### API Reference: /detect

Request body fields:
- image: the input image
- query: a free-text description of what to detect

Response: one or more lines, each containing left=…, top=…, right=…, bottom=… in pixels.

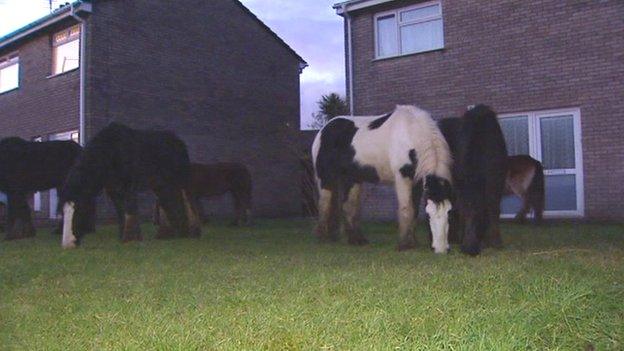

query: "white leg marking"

left=62, top=202, right=77, bottom=249
left=427, top=199, right=452, bottom=254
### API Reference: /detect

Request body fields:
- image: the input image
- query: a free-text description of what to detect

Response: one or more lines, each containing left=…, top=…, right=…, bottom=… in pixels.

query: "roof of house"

left=333, top=0, right=396, bottom=15
left=0, top=0, right=92, bottom=51
left=0, top=0, right=307, bottom=69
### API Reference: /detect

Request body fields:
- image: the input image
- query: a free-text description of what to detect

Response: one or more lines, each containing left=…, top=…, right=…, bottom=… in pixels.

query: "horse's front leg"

left=182, top=191, right=202, bottom=238
left=155, top=187, right=190, bottom=238
left=314, top=187, right=339, bottom=243
left=395, top=176, right=417, bottom=251
left=343, top=183, right=367, bottom=246
left=121, top=192, right=142, bottom=242
left=485, top=206, right=504, bottom=249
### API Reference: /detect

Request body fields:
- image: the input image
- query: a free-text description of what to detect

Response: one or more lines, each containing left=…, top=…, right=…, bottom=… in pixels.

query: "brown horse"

left=155, top=162, right=253, bottom=226
left=504, top=155, right=545, bottom=224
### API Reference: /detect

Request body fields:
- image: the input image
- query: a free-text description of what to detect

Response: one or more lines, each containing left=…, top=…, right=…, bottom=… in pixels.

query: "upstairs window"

left=52, top=25, right=80, bottom=75
left=375, top=1, right=444, bottom=59
left=0, top=53, right=19, bottom=93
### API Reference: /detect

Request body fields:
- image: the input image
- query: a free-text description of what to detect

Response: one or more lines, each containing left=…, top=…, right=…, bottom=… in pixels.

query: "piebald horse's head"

left=424, top=175, right=453, bottom=254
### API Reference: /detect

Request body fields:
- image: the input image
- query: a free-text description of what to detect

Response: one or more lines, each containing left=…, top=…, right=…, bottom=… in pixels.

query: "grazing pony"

left=504, top=155, right=545, bottom=224
left=436, top=105, right=508, bottom=256
left=59, top=123, right=201, bottom=248
left=154, top=162, right=253, bottom=226
left=0, top=137, right=81, bottom=240
left=312, top=105, right=453, bottom=253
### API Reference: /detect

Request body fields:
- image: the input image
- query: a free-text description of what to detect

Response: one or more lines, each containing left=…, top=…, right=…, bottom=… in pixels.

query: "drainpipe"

left=70, top=3, right=87, bottom=146
left=342, top=4, right=354, bottom=115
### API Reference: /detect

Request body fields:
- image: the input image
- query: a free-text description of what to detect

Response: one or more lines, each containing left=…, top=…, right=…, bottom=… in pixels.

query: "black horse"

left=436, top=105, right=508, bottom=256
left=59, top=123, right=201, bottom=248
left=0, top=137, right=82, bottom=240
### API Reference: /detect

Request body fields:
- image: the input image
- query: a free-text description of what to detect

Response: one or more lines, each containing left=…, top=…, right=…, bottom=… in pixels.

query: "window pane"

left=377, top=15, right=398, bottom=57
left=500, top=195, right=523, bottom=215
left=0, top=63, right=19, bottom=92
left=54, top=39, right=80, bottom=74
left=540, top=115, right=575, bottom=169
left=401, top=4, right=440, bottom=22
left=500, top=116, right=529, bottom=156
left=545, top=175, right=577, bottom=211
left=400, top=19, right=443, bottom=54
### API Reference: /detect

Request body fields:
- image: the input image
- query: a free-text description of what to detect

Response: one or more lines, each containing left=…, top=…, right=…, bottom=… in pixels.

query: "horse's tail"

left=527, top=159, right=545, bottom=223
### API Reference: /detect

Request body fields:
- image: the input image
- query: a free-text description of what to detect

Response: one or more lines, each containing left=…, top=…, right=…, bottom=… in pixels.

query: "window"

left=52, top=25, right=80, bottom=75
left=375, top=1, right=444, bottom=59
left=48, top=130, right=78, bottom=218
left=499, top=108, right=584, bottom=217
left=0, top=53, right=19, bottom=93
left=32, top=136, right=43, bottom=212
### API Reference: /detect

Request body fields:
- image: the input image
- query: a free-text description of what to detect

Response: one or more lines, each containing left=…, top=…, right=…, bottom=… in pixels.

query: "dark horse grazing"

left=0, top=137, right=81, bottom=240
left=59, top=123, right=201, bottom=248
left=436, top=105, right=508, bottom=256
left=312, top=105, right=453, bottom=253
left=155, top=162, right=253, bottom=226
left=504, top=155, right=545, bottom=224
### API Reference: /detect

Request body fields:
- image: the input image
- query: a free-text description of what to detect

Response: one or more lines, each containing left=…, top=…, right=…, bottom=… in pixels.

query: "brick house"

left=0, top=0, right=307, bottom=221
left=333, top=0, right=623, bottom=220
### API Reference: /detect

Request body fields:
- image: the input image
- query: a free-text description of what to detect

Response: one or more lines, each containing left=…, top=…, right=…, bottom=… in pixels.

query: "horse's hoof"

left=62, top=241, right=77, bottom=249
left=396, top=242, right=417, bottom=251
left=461, top=244, right=481, bottom=256
left=348, top=236, right=369, bottom=246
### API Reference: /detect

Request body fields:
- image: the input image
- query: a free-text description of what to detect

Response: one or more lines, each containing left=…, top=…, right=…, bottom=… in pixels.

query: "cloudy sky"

left=0, top=0, right=346, bottom=129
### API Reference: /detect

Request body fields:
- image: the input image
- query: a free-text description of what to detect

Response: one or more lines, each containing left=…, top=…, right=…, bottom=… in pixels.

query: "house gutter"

left=341, top=4, right=354, bottom=115
left=70, top=2, right=91, bottom=146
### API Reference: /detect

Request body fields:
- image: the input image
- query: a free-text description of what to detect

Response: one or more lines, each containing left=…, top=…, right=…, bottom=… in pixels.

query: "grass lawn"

left=0, top=220, right=623, bottom=350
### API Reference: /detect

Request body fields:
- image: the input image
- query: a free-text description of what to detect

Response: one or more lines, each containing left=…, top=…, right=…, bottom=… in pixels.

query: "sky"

left=0, top=0, right=346, bottom=129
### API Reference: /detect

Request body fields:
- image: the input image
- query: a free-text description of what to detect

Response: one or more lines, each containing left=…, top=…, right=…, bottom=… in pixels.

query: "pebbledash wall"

left=337, top=0, right=624, bottom=221
left=0, top=0, right=306, bottom=221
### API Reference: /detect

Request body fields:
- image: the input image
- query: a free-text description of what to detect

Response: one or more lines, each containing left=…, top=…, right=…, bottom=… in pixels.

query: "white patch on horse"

left=62, top=202, right=77, bottom=249
left=426, top=199, right=451, bottom=254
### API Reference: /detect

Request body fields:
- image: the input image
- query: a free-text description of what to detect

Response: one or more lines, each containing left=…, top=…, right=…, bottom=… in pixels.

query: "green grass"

left=0, top=220, right=623, bottom=350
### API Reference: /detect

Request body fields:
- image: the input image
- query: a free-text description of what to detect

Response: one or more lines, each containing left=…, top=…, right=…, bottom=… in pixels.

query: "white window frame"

left=48, top=130, right=79, bottom=218
left=374, top=1, right=444, bottom=59
left=500, top=107, right=584, bottom=218
left=32, top=136, right=43, bottom=212
left=0, top=52, right=19, bottom=93
left=52, top=25, right=80, bottom=75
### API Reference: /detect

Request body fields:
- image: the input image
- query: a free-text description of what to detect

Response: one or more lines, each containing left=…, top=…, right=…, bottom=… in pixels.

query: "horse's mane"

left=394, top=105, right=453, bottom=182
left=457, top=105, right=507, bottom=177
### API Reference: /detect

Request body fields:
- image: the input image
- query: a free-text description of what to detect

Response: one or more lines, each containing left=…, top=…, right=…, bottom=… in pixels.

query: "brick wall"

left=0, top=18, right=81, bottom=221
left=346, top=0, right=624, bottom=220
left=85, top=0, right=304, bottom=219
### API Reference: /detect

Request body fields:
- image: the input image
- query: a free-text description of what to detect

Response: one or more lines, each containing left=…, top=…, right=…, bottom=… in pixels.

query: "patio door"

left=499, top=108, right=584, bottom=218
left=48, top=130, right=79, bottom=219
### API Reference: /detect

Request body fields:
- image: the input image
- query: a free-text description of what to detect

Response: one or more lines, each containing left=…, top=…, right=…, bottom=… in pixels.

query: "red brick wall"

left=346, top=0, right=624, bottom=220
left=85, top=0, right=304, bottom=218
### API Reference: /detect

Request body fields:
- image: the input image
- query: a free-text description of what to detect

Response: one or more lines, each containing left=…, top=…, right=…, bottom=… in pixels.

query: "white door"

left=499, top=108, right=584, bottom=218
left=48, top=130, right=79, bottom=219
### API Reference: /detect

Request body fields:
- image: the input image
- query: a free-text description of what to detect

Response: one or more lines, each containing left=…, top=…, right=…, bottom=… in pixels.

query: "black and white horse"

left=312, top=105, right=453, bottom=253
left=0, top=137, right=82, bottom=240
left=60, top=123, right=201, bottom=248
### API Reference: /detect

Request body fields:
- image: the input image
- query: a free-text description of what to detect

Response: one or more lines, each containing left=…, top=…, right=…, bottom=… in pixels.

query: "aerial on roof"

left=0, top=0, right=92, bottom=50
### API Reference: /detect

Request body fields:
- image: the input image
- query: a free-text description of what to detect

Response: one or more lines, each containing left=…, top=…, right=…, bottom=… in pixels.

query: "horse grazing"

left=59, top=123, right=201, bottom=248
left=437, top=105, right=508, bottom=256
left=312, top=105, right=453, bottom=253
left=0, top=137, right=82, bottom=240
left=155, top=162, right=252, bottom=226
left=504, top=155, right=545, bottom=224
